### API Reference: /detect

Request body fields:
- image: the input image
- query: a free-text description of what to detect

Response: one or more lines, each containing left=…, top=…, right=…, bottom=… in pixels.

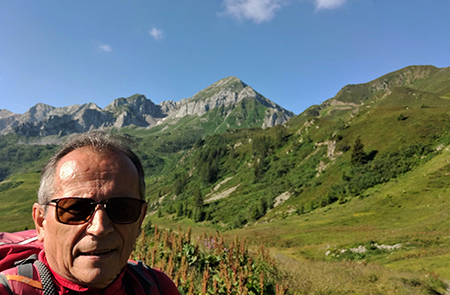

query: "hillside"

left=1, top=65, right=450, bottom=293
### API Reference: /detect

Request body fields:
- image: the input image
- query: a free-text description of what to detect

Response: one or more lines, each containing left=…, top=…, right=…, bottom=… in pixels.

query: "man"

left=0, top=131, right=179, bottom=294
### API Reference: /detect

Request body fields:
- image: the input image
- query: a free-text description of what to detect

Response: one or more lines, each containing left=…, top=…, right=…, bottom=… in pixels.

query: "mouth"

left=77, top=249, right=115, bottom=258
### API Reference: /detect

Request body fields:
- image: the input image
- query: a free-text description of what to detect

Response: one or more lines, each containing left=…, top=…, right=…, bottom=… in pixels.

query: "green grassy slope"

left=0, top=173, right=39, bottom=231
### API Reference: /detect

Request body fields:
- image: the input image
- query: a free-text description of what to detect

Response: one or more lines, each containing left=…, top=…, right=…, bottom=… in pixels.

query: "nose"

left=86, top=204, right=114, bottom=236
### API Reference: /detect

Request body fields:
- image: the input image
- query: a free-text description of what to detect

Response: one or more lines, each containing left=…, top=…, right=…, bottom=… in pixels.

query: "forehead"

left=55, top=147, right=139, bottom=190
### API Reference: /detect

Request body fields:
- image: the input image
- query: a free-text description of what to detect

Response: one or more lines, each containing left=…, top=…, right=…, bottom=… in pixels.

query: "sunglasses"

left=46, top=197, right=146, bottom=225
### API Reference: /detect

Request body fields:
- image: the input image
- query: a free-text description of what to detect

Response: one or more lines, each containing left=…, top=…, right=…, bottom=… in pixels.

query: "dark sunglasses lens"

left=107, top=198, right=142, bottom=224
left=56, top=198, right=94, bottom=225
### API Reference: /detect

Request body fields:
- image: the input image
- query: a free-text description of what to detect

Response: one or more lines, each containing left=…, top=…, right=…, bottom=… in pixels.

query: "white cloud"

left=221, top=0, right=285, bottom=24
left=99, top=44, right=112, bottom=52
left=150, top=27, right=163, bottom=40
left=314, top=0, right=346, bottom=10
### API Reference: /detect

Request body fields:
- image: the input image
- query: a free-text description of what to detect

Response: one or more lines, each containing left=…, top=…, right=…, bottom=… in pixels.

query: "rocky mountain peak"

left=0, top=77, right=294, bottom=136
left=23, top=103, right=55, bottom=123
left=191, top=77, right=247, bottom=102
left=105, top=94, right=146, bottom=110
left=0, top=109, right=17, bottom=119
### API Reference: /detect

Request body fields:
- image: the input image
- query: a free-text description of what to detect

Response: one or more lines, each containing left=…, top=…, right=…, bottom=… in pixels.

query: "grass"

left=0, top=172, right=40, bottom=232
left=275, top=252, right=446, bottom=295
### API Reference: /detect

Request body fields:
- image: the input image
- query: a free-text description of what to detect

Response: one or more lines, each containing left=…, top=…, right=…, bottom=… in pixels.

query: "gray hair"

left=38, top=131, right=146, bottom=205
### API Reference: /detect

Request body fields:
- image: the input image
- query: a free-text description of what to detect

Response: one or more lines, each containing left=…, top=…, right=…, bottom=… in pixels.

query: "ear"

left=33, top=203, right=46, bottom=242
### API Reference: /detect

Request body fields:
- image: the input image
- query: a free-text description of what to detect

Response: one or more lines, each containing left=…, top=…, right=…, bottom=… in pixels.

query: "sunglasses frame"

left=46, top=197, right=147, bottom=225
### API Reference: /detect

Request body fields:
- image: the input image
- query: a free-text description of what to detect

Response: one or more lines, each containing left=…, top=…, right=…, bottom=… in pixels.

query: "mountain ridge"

left=0, top=76, right=294, bottom=137
left=330, top=65, right=449, bottom=105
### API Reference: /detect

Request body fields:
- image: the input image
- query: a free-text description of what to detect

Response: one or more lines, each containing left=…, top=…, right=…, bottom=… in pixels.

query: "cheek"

left=118, top=226, right=141, bottom=257
left=43, top=224, right=78, bottom=277
left=44, top=217, right=79, bottom=263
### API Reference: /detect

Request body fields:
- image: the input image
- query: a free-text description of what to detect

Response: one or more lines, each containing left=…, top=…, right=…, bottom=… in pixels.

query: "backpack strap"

left=0, top=266, right=44, bottom=294
left=17, top=263, right=34, bottom=279
left=12, top=254, right=41, bottom=289
left=143, top=264, right=163, bottom=295
left=2, top=273, right=43, bottom=289
left=127, top=261, right=163, bottom=295
left=0, top=256, right=56, bottom=295
left=0, top=254, right=44, bottom=294
left=34, top=260, right=56, bottom=295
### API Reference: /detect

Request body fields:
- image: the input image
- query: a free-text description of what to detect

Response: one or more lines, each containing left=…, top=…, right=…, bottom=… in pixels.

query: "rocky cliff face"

left=0, top=77, right=294, bottom=136
left=0, top=110, right=20, bottom=131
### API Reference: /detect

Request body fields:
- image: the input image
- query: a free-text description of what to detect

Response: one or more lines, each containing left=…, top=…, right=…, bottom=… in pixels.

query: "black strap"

left=127, top=262, right=153, bottom=295
left=34, top=260, right=57, bottom=295
left=143, top=264, right=163, bottom=295
left=123, top=277, right=136, bottom=295
left=127, top=261, right=163, bottom=295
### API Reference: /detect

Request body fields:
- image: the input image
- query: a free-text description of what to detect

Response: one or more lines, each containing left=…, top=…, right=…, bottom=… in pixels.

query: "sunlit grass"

left=0, top=173, right=39, bottom=232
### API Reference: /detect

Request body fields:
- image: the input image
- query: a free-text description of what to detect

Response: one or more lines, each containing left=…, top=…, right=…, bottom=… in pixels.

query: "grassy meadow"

left=0, top=173, right=39, bottom=232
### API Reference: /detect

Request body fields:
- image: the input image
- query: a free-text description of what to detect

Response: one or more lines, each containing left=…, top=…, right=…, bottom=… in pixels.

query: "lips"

left=77, top=249, right=115, bottom=257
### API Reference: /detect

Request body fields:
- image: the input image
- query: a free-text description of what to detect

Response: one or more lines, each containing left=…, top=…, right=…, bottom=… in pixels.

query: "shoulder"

left=150, top=268, right=180, bottom=292
left=0, top=265, right=43, bottom=295
left=126, top=261, right=180, bottom=295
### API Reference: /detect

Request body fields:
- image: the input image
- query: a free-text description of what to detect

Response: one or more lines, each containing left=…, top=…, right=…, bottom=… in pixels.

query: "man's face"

left=34, top=147, right=146, bottom=288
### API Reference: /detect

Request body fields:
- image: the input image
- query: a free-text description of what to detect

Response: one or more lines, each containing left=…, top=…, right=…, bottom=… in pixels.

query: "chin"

left=73, top=267, right=119, bottom=289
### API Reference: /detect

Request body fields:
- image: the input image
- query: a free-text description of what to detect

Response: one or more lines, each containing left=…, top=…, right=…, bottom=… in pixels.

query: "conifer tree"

left=193, top=187, right=204, bottom=222
left=351, top=136, right=366, bottom=166
left=193, top=187, right=203, bottom=208
left=176, top=203, right=184, bottom=217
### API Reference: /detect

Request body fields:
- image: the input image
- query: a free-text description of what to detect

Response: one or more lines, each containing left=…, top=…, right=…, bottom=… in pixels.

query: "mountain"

left=302, top=65, right=450, bottom=115
left=0, top=77, right=294, bottom=137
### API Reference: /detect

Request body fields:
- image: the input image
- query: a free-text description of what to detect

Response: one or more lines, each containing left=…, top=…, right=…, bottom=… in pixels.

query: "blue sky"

left=1, top=0, right=449, bottom=115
